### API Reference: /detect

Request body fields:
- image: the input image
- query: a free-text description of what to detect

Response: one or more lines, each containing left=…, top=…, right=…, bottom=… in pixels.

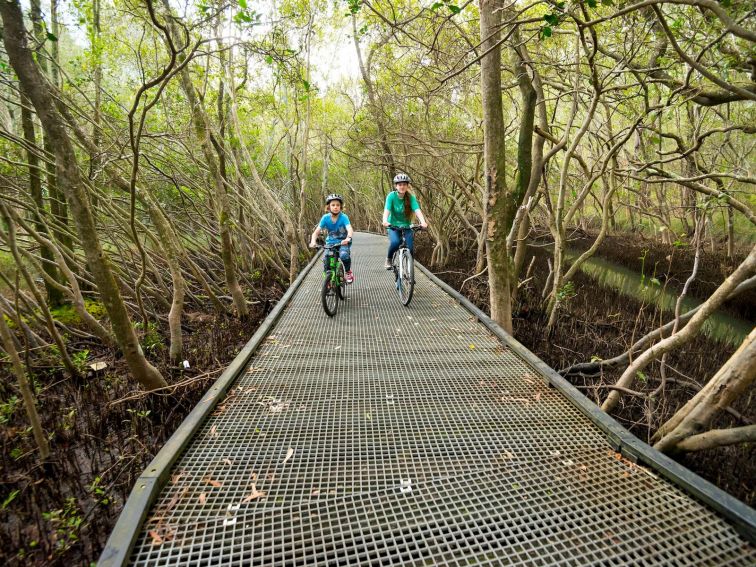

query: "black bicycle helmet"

left=325, top=193, right=344, bottom=205
left=393, top=172, right=411, bottom=184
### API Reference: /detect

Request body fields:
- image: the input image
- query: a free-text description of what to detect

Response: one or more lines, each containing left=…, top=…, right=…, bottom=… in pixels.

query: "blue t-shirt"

left=319, top=212, right=351, bottom=245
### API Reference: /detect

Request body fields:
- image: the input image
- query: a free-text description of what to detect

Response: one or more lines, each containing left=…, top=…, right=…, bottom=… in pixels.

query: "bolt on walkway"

left=102, top=232, right=755, bottom=565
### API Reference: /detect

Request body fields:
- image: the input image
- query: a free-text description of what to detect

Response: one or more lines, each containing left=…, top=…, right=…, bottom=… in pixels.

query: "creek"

left=565, top=250, right=753, bottom=348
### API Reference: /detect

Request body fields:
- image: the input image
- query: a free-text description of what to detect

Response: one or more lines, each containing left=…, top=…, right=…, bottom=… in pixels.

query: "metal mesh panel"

left=127, top=233, right=754, bottom=565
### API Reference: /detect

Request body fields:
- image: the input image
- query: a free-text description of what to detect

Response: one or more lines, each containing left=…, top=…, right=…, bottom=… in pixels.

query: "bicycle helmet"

left=393, top=172, right=411, bottom=184
left=325, top=193, right=344, bottom=205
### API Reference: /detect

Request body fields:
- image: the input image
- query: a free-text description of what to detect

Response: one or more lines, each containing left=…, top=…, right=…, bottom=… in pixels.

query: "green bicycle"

left=316, top=243, right=347, bottom=317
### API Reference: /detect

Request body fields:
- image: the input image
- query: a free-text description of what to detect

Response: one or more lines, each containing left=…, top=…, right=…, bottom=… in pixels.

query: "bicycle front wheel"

left=321, top=271, right=338, bottom=317
left=398, top=250, right=415, bottom=306
left=336, top=262, right=346, bottom=300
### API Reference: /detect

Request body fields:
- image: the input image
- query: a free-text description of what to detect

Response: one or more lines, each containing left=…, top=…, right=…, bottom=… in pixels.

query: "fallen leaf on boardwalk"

left=500, top=396, right=530, bottom=405
left=224, top=458, right=233, bottom=466
left=149, top=486, right=189, bottom=523
left=562, top=460, right=574, bottom=466
left=311, top=489, right=321, bottom=496
left=198, top=493, right=207, bottom=504
left=334, top=345, right=342, bottom=350
left=282, top=447, right=295, bottom=464
left=534, top=392, right=541, bottom=402
left=204, top=476, right=222, bottom=488
left=210, top=425, right=218, bottom=437
left=498, top=450, right=515, bottom=461
left=469, top=344, right=475, bottom=350
left=242, top=484, right=266, bottom=502
left=170, top=472, right=183, bottom=484
left=149, top=530, right=163, bottom=545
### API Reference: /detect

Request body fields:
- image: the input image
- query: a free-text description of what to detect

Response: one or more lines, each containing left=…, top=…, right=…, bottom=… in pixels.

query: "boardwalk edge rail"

left=415, top=261, right=756, bottom=543
left=98, top=252, right=322, bottom=566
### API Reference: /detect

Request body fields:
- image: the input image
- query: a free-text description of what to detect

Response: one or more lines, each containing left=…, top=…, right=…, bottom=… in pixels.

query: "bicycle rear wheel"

left=321, top=271, right=338, bottom=316
left=398, top=250, right=415, bottom=306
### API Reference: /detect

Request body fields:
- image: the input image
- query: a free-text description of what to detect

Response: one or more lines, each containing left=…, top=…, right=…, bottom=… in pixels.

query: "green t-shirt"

left=384, top=191, right=420, bottom=227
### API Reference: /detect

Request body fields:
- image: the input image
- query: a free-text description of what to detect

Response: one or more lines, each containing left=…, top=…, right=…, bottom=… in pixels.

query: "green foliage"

left=62, top=407, right=77, bottom=431
left=0, top=395, right=19, bottom=424
left=89, top=476, right=110, bottom=506
left=539, top=2, right=565, bottom=40
left=84, top=300, right=107, bottom=319
left=431, top=1, right=462, bottom=15
left=345, top=0, right=362, bottom=16
left=136, top=322, right=163, bottom=354
left=50, top=304, right=81, bottom=326
left=2, top=489, right=19, bottom=510
left=43, top=498, right=83, bottom=554
left=556, top=281, right=576, bottom=302
left=233, top=8, right=261, bottom=25
left=2, top=313, right=16, bottom=330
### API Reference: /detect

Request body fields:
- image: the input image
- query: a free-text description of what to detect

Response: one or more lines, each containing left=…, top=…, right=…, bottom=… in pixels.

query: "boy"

left=309, top=194, right=354, bottom=283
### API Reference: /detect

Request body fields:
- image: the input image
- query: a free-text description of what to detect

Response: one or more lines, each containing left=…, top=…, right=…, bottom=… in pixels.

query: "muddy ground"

left=0, top=286, right=284, bottom=566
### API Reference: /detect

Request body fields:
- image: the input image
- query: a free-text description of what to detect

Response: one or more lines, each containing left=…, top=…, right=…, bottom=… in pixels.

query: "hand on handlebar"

left=382, top=220, right=390, bottom=228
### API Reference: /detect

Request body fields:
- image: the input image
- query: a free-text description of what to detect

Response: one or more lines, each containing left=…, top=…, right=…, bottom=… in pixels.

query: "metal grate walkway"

left=102, top=232, right=755, bottom=565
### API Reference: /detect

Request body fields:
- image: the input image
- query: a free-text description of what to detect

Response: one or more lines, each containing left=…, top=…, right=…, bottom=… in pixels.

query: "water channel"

left=564, top=250, right=753, bottom=348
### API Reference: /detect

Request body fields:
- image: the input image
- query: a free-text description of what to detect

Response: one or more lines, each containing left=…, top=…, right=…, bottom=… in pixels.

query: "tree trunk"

left=1, top=0, right=166, bottom=390
left=480, top=0, right=513, bottom=333
left=1, top=205, right=79, bottom=377
left=170, top=37, right=248, bottom=317
left=352, top=15, right=396, bottom=181
left=508, top=34, right=540, bottom=297
left=0, top=313, right=49, bottom=460
left=653, top=329, right=756, bottom=454
left=19, top=89, right=64, bottom=307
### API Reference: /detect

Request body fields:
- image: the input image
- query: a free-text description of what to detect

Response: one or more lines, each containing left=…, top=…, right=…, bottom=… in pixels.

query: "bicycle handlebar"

left=312, top=243, right=343, bottom=250
left=386, top=224, right=426, bottom=232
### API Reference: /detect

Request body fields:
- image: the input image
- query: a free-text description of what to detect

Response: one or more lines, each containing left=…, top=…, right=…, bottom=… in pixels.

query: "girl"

left=382, top=173, right=428, bottom=269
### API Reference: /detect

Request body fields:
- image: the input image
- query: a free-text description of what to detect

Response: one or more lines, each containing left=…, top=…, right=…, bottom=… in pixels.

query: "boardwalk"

left=101, top=232, right=755, bottom=565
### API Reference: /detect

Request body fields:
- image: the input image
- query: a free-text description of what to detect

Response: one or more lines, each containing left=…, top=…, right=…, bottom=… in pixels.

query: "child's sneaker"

left=345, top=270, right=354, bottom=284
left=384, top=259, right=392, bottom=270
